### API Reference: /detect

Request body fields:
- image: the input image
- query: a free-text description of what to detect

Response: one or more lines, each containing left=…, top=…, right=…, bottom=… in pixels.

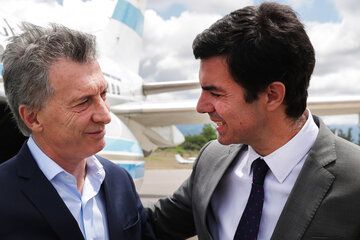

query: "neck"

left=252, top=110, right=308, bottom=156
left=31, top=135, right=87, bottom=193
left=59, top=158, right=87, bottom=193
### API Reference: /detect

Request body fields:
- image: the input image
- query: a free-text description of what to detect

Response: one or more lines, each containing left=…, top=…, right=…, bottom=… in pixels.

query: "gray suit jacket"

left=147, top=116, right=360, bottom=240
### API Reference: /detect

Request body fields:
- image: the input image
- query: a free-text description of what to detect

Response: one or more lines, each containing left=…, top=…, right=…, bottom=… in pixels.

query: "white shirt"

left=27, top=136, right=109, bottom=240
left=208, top=110, right=319, bottom=240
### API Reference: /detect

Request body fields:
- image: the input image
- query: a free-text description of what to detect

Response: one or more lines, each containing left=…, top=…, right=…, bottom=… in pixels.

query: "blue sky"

left=0, top=0, right=359, bottom=125
left=158, top=0, right=341, bottom=22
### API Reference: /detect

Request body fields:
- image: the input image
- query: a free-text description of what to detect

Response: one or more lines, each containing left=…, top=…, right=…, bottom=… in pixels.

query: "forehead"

left=199, top=56, right=236, bottom=87
left=48, top=58, right=106, bottom=94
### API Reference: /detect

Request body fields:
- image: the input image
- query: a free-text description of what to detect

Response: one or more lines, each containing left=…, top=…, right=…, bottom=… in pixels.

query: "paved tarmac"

left=139, top=169, right=192, bottom=202
left=139, top=169, right=197, bottom=240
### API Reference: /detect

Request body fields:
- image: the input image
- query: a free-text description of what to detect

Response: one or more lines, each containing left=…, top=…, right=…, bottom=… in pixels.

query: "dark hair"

left=193, top=2, right=315, bottom=118
left=2, top=23, right=97, bottom=135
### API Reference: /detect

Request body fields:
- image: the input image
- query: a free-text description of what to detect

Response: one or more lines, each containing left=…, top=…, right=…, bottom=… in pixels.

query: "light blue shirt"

left=27, top=136, right=109, bottom=240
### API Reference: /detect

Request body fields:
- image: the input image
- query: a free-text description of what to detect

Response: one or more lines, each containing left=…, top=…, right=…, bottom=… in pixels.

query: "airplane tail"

left=98, top=0, right=146, bottom=74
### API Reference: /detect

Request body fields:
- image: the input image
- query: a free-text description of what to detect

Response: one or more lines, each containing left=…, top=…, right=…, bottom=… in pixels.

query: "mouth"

left=86, top=129, right=106, bottom=137
left=214, top=121, right=224, bottom=126
left=210, top=118, right=225, bottom=129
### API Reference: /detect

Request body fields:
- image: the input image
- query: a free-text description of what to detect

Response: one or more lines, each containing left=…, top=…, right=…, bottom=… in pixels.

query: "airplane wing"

left=111, top=96, right=360, bottom=128
left=143, top=80, right=200, bottom=95
left=111, top=99, right=209, bottom=126
left=307, top=96, right=360, bottom=116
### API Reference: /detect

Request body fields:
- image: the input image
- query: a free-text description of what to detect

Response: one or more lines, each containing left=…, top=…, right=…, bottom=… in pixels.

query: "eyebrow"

left=202, top=85, right=224, bottom=92
left=70, top=83, right=108, bottom=105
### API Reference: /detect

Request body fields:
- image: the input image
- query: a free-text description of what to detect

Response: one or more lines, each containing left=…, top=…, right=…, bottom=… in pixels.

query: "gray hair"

left=2, top=22, right=97, bottom=136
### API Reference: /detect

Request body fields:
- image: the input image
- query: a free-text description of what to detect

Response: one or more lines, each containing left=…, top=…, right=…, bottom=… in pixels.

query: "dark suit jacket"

left=0, top=143, right=155, bottom=240
left=147, top=116, right=360, bottom=240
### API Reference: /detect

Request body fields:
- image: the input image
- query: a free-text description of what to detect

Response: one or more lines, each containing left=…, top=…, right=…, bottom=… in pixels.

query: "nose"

left=92, top=97, right=111, bottom=124
left=196, top=91, right=214, bottom=114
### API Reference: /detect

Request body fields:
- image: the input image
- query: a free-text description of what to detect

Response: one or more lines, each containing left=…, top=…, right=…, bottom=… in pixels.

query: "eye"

left=101, top=91, right=107, bottom=100
left=78, top=99, right=89, bottom=106
left=210, top=92, right=221, bottom=97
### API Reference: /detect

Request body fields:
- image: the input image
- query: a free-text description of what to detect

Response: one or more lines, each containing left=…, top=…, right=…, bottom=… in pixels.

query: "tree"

left=330, top=127, right=355, bottom=144
left=201, top=124, right=217, bottom=141
left=180, top=124, right=217, bottom=151
left=181, top=135, right=208, bottom=151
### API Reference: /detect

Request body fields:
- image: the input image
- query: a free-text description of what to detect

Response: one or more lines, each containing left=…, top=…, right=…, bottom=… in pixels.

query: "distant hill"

left=176, top=124, right=205, bottom=136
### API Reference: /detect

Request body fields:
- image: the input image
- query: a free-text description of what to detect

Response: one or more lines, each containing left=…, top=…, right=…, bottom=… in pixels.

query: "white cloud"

left=334, top=0, right=360, bottom=18
left=304, top=2, right=360, bottom=99
left=140, top=10, right=220, bottom=83
left=284, top=0, right=314, bottom=8
left=0, top=0, right=114, bottom=33
left=147, top=0, right=253, bottom=15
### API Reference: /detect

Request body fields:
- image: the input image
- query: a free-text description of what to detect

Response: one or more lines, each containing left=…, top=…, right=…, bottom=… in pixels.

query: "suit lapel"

left=198, top=143, right=246, bottom=237
left=17, top=144, right=84, bottom=240
left=101, top=160, right=125, bottom=240
left=271, top=118, right=336, bottom=240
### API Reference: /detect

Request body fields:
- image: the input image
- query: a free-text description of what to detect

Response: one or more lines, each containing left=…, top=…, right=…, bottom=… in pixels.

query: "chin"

left=88, top=144, right=106, bottom=156
left=217, top=137, right=230, bottom=145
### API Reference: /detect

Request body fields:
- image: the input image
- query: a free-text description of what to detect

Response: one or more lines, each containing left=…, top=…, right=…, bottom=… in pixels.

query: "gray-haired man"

left=0, top=23, right=155, bottom=240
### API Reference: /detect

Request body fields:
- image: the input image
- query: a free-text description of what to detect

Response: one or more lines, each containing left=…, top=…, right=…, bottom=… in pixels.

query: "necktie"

left=234, top=158, right=269, bottom=240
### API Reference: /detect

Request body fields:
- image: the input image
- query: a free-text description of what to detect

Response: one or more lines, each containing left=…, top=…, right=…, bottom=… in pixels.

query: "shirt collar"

left=245, top=109, right=319, bottom=183
left=27, top=136, right=105, bottom=184
left=27, top=136, right=64, bottom=181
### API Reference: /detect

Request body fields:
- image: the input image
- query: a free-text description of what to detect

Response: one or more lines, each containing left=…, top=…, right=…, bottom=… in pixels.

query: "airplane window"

left=116, top=85, right=120, bottom=95
left=111, top=83, right=115, bottom=94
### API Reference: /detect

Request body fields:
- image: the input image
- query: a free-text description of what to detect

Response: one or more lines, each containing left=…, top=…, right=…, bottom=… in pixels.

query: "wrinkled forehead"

left=48, top=59, right=106, bottom=98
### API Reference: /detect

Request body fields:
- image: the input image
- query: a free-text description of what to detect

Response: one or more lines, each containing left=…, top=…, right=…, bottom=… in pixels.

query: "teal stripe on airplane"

left=112, top=0, right=144, bottom=37
left=116, top=162, right=144, bottom=179
left=103, top=137, right=143, bottom=155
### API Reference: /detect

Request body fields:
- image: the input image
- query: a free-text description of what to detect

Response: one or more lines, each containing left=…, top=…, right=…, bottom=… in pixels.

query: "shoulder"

left=0, top=155, right=18, bottom=180
left=196, top=140, right=242, bottom=163
left=315, top=121, right=360, bottom=181
left=333, top=136, right=360, bottom=171
left=192, top=140, right=243, bottom=176
left=199, top=140, right=240, bottom=157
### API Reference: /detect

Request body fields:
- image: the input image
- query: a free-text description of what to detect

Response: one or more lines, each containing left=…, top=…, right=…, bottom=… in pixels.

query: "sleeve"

left=145, top=141, right=213, bottom=239
left=125, top=168, right=157, bottom=240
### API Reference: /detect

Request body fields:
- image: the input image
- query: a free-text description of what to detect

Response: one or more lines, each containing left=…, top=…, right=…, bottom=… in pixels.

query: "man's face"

left=196, top=56, right=266, bottom=145
left=35, top=59, right=111, bottom=161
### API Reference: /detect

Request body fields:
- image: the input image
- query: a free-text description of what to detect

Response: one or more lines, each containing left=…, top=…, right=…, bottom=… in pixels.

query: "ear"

left=264, top=81, right=285, bottom=112
left=18, top=105, right=43, bottom=133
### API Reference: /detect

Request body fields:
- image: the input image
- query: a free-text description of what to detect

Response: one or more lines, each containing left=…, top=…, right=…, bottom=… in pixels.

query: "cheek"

left=62, top=111, right=90, bottom=133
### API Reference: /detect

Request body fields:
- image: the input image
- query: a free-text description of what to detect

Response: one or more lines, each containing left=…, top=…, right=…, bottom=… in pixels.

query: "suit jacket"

left=0, top=143, right=155, bottom=240
left=147, top=116, right=360, bottom=240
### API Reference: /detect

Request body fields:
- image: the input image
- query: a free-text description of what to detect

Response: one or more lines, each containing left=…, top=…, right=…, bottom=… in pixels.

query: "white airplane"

left=175, top=154, right=196, bottom=165
left=1, top=0, right=360, bottom=188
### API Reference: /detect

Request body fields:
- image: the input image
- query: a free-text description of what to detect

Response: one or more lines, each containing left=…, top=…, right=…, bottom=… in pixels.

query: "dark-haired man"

left=147, top=2, right=360, bottom=240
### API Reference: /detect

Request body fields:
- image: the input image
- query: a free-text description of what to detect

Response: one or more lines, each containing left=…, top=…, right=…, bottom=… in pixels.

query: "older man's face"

left=35, top=58, right=111, bottom=162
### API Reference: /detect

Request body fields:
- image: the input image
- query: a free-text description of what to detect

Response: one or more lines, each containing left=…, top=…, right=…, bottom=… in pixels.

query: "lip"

left=210, top=118, right=226, bottom=131
left=86, top=129, right=106, bottom=138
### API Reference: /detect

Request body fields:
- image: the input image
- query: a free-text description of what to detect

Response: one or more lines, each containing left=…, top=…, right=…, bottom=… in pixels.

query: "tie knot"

left=252, top=158, right=269, bottom=185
